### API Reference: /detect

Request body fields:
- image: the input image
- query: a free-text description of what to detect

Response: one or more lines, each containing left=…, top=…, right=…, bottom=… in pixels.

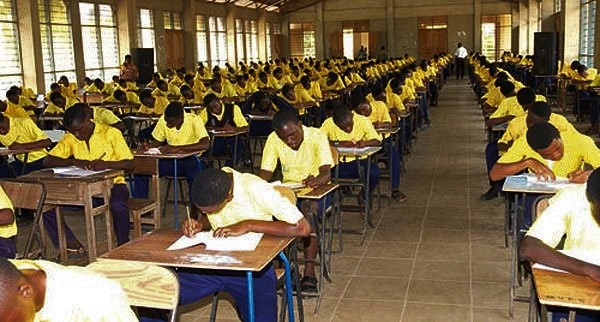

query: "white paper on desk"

left=524, top=174, right=573, bottom=189
left=532, top=250, right=600, bottom=273
left=167, top=231, right=263, bottom=251
left=52, top=166, right=109, bottom=177
left=144, top=147, right=162, bottom=155
left=335, top=147, right=370, bottom=154
left=270, top=181, right=305, bottom=190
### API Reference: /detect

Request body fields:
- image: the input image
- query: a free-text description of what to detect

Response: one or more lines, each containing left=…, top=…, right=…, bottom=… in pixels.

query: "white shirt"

left=455, top=47, right=468, bottom=58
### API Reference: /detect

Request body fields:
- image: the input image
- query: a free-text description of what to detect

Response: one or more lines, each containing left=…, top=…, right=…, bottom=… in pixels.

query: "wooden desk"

left=246, top=114, right=274, bottom=122
left=207, top=129, right=248, bottom=168
left=100, top=229, right=297, bottom=322
left=133, top=150, right=205, bottom=229
left=0, top=147, right=47, bottom=176
left=19, top=168, right=124, bottom=261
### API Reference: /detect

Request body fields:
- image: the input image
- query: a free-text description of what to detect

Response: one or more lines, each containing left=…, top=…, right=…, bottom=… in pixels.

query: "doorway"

left=418, top=16, right=447, bottom=60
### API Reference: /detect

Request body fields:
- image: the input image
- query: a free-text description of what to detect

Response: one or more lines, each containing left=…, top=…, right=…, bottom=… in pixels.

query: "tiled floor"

left=16, top=79, right=532, bottom=321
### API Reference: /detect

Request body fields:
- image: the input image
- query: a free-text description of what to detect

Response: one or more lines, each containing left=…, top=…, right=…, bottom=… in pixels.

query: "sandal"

left=392, top=190, right=408, bottom=203
left=300, top=276, right=318, bottom=294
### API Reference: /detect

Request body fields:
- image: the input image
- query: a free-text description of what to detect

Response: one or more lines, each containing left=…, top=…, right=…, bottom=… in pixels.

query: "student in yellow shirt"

left=179, top=85, right=203, bottom=107
left=352, top=93, right=407, bottom=202
left=42, top=104, right=134, bottom=251
left=320, top=104, right=381, bottom=202
left=485, top=82, right=520, bottom=127
left=132, top=102, right=209, bottom=200
left=81, top=77, right=93, bottom=92
left=0, top=257, right=138, bottom=321
left=258, top=109, right=333, bottom=293
left=138, top=89, right=169, bottom=116
left=79, top=103, right=126, bottom=132
left=103, top=88, right=141, bottom=114
left=5, top=88, right=34, bottom=118
left=90, top=79, right=114, bottom=97
left=0, top=114, right=51, bottom=176
left=520, top=169, right=600, bottom=321
left=46, top=92, right=78, bottom=115
left=183, top=74, right=205, bottom=98
left=58, top=75, right=77, bottom=99
left=0, top=186, right=16, bottom=258
left=322, top=72, right=346, bottom=93
left=205, top=77, right=237, bottom=99
left=203, top=94, right=248, bottom=167
left=385, top=78, right=407, bottom=115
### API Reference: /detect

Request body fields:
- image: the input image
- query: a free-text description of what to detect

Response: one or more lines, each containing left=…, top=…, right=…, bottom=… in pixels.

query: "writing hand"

left=568, top=169, right=591, bottom=184
left=583, top=264, right=600, bottom=283
left=526, top=158, right=556, bottom=182
left=303, top=175, right=322, bottom=189
left=159, top=145, right=181, bottom=154
left=213, top=223, right=248, bottom=238
left=73, top=160, right=92, bottom=170
left=182, top=218, right=202, bottom=237
left=89, top=160, right=107, bottom=171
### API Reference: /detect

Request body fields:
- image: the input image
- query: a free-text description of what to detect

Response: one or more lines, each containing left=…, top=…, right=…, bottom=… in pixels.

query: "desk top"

left=376, top=126, right=401, bottom=135
left=296, top=182, right=339, bottom=200
left=491, top=124, right=508, bottom=132
left=38, top=115, right=63, bottom=122
left=0, top=147, right=41, bottom=157
left=502, top=174, right=582, bottom=194
left=335, top=146, right=382, bottom=157
left=209, top=128, right=248, bottom=137
left=100, top=229, right=294, bottom=271
left=133, top=149, right=205, bottom=159
left=184, top=105, right=205, bottom=110
left=246, top=114, right=274, bottom=121
left=124, top=115, right=160, bottom=122
left=533, top=268, right=600, bottom=311
left=20, top=168, right=124, bottom=182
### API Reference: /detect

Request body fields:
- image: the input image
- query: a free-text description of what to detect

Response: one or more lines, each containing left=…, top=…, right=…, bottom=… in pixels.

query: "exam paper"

left=167, top=231, right=263, bottom=251
left=271, top=181, right=306, bottom=190
left=532, top=250, right=600, bottom=273
left=52, top=166, right=109, bottom=177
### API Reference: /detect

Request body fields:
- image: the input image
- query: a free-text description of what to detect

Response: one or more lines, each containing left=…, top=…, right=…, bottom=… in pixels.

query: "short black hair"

left=389, top=77, right=401, bottom=90
left=5, top=88, right=17, bottom=98
left=516, top=87, right=536, bottom=106
left=50, top=83, right=60, bottom=91
left=139, top=89, right=153, bottom=102
left=203, top=93, right=219, bottom=106
left=0, top=257, right=23, bottom=301
left=300, top=75, right=310, bottom=86
left=281, top=84, right=294, bottom=96
left=332, top=103, right=352, bottom=125
left=327, top=72, right=338, bottom=82
left=272, top=108, right=299, bottom=130
left=586, top=168, right=600, bottom=204
left=529, top=101, right=551, bottom=119
left=63, top=103, right=88, bottom=128
left=184, top=74, right=194, bottom=82
left=113, top=89, right=126, bottom=101
left=371, top=84, right=384, bottom=98
left=350, top=93, right=367, bottom=110
left=157, top=79, right=167, bottom=88
left=180, top=84, right=192, bottom=95
left=500, top=81, right=516, bottom=96
left=49, top=92, right=64, bottom=104
left=526, top=122, right=560, bottom=151
left=164, top=101, right=184, bottom=119
left=191, top=168, right=232, bottom=207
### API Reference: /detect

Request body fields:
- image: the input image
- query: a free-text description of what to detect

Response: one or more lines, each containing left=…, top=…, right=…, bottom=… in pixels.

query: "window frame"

left=0, top=0, right=24, bottom=98
left=79, top=2, right=120, bottom=81
left=579, top=0, right=596, bottom=67
left=196, top=14, right=209, bottom=67
left=137, top=8, right=157, bottom=71
left=208, top=15, right=227, bottom=68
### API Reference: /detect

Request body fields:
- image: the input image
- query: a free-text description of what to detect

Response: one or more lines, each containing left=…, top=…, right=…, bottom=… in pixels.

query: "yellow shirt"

left=526, top=185, right=600, bottom=250
left=92, top=107, right=121, bottom=126
left=18, top=96, right=36, bottom=115
left=201, top=104, right=248, bottom=127
left=490, top=95, right=546, bottom=119
left=368, top=100, right=392, bottom=124
left=0, top=117, right=48, bottom=163
left=498, top=130, right=600, bottom=177
left=386, top=92, right=406, bottom=112
left=11, top=259, right=138, bottom=322
left=320, top=113, right=381, bottom=161
left=49, top=123, right=133, bottom=184
left=0, top=185, right=15, bottom=238
left=322, top=78, right=346, bottom=91
left=261, top=126, right=334, bottom=183
left=499, top=113, right=576, bottom=145
left=205, top=167, right=304, bottom=229
left=152, top=112, right=209, bottom=146
left=204, top=86, right=237, bottom=99
left=45, top=97, right=78, bottom=115
left=138, top=96, right=169, bottom=115
left=5, top=101, right=30, bottom=118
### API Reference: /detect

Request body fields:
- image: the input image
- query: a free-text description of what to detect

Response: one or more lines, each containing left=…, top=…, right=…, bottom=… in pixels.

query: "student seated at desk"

left=58, top=75, right=77, bottom=100
left=138, top=89, right=170, bottom=140
left=132, top=102, right=208, bottom=199
left=103, top=88, right=141, bottom=114
left=46, top=92, right=77, bottom=115
left=4, top=88, right=34, bottom=119
left=520, top=168, right=600, bottom=322
left=80, top=103, right=126, bottom=132
left=89, top=78, right=114, bottom=97
left=42, top=104, right=134, bottom=251
left=320, top=104, right=381, bottom=205
left=258, top=109, right=333, bottom=293
left=140, top=168, right=311, bottom=322
left=490, top=122, right=600, bottom=227
left=178, top=85, right=202, bottom=107
left=0, top=186, right=16, bottom=258
left=0, top=257, right=138, bottom=321
left=0, top=114, right=51, bottom=177
left=321, top=72, right=346, bottom=93
left=202, top=94, right=248, bottom=167
left=352, top=93, right=407, bottom=203
left=297, top=75, right=323, bottom=101
left=151, top=79, right=180, bottom=98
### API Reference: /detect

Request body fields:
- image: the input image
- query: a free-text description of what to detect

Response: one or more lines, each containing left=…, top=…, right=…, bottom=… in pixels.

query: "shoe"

left=480, top=187, right=498, bottom=201
left=392, top=190, right=408, bottom=203
left=300, top=276, right=318, bottom=294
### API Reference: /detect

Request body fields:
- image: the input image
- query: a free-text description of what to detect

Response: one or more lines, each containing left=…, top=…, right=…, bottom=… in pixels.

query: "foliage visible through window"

left=289, top=23, right=315, bottom=59
left=580, top=0, right=596, bottom=67
left=481, top=14, right=512, bottom=62
left=208, top=16, right=227, bottom=68
left=79, top=2, right=119, bottom=81
left=39, top=0, right=76, bottom=90
left=196, top=15, right=208, bottom=66
left=0, top=0, right=23, bottom=98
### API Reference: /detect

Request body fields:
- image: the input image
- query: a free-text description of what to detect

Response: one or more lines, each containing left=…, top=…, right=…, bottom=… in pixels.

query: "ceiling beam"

left=279, top=0, right=322, bottom=14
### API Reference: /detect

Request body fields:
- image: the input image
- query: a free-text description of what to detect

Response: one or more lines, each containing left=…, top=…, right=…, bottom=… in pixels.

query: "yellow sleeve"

left=525, top=188, right=572, bottom=247
left=260, top=133, right=279, bottom=172
left=319, top=119, right=334, bottom=140
left=23, top=118, right=48, bottom=142
left=95, top=108, right=121, bottom=125
left=0, top=186, right=13, bottom=211
left=497, top=137, right=529, bottom=164
left=44, top=102, right=64, bottom=115
left=151, top=118, right=167, bottom=142
left=315, top=130, right=334, bottom=167
left=489, top=100, right=509, bottom=119
left=108, top=128, right=133, bottom=161
left=191, top=115, right=209, bottom=141
left=233, top=105, right=248, bottom=127
left=49, top=135, right=75, bottom=159
left=248, top=178, right=304, bottom=224
left=579, top=134, right=600, bottom=168
left=358, top=117, right=382, bottom=141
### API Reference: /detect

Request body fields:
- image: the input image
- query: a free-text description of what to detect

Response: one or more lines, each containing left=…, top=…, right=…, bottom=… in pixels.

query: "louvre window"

left=579, top=0, right=596, bottom=67
left=164, top=11, right=182, bottom=30
left=0, top=0, right=23, bottom=98
left=208, top=16, right=227, bottom=68
left=138, top=8, right=156, bottom=71
left=480, top=14, right=512, bottom=62
left=79, top=2, right=119, bottom=81
left=289, top=23, right=315, bottom=59
left=196, top=15, right=208, bottom=66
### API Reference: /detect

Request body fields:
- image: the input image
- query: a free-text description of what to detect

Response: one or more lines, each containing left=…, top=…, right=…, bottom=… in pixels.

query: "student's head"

left=586, top=168, right=600, bottom=216
left=570, top=60, right=581, bottom=70
left=273, top=67, right=283, bottom=79
left=58, top=75, right=70, bottom=86
left=351, top=93, right=371, bottom=117
left=0, top=113, right=10, bottom=135
left=113, top=89, right=127, bottom=103
left=371, top=84, right=386, bottom=101
left=326, top=72, right=338, bottom=86
left=10, top=86, right=21, bottom=96
left=210, top=78, right=222, bottom=93
left=124, top=54, right=132, bottom=64
left=139, top=89, right=155, bottom=107
left=499, top=81, right=516, bottom=97
left=526, top=122, right=563, bottom=161
left=0, top=257, right=37, bottom=322
left=112, top=75, right=119, bottom=83
left=516, top=87, right=536, bottom=109
left=63, top=103, right=94, bottom=141
left=49, top=92, right=66, bottom=108
left=457, top=42, right=462, bottom=48
left=494, top=77, right=507, bottom=89
left=49, top=83, right=61, bottom=93
left=5, top=88, right=19, bottom=104
left=526, top=101, right=552, bottom=128
left=254, top=91, right=271, bottom=109
left=180, top=85, right=194, bottom=100
left=258, top=71, right=268, bottom=84
left=93, top=78, right=105, bottom=90
left=164, top=102, right=185, bottom=129
left=236, top=75, right=246, bottom=88
left=184, top=74, right=195, bottom=87
left=83, top=77, right=93, bottom=86
left=152, top=73, right=161, bottom=83
left=281, top=84, right=296, bottom=101
left=577, top=64, right=588, bottom=76
left=272, top=108, right=303, bottom=150
left=300, top=75, right=311, bottom=89
left=191, top=168, right=233, bottom=214
left=332, top=104, right=353, bottom=133
left=203, top=93, right=222, bottom=115
left=389, top=78, right=402, bottom=95
left=157, top=79, right=168, bottom=92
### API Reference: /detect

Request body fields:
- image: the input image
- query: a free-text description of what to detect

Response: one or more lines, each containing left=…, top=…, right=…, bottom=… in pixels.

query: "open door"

left=164, top=30, right=185, bottom=69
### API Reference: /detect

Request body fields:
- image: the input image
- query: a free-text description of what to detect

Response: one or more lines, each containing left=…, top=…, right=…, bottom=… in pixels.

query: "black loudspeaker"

left=131, top=48, right=154, bottom=84
left=533, top=32, right=559, bottom=76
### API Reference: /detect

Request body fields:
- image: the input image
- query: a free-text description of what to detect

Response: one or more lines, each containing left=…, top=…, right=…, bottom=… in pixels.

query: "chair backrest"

left=532, top=195, right=550, bottom=222
left=273, top=186, right=297, bottom=204
left=0, top=180, right=46, bottom=211
left=87, top=259, right=179, bottom=311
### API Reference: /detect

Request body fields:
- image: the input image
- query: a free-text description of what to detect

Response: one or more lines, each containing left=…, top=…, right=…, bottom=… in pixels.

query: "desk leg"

left=104, top=181, right=113, bottom=252
left=568, top=310, right=576, bottom=322
left=246, top=271, right=255, bottom=322
left=366, top=155, right=373, bottom=228
left=56, top=207, right=68, bottom=263
left=233, top=135, right=239, bottom=169
left=84, top=189, right=97, bottom=261
left=21, top=153, right=29, bottom=176
left=278, top=252, right=296, bottom=322
left=173, top=159, right=179, bottom=229
left=509, top=192, right=521, bottom=318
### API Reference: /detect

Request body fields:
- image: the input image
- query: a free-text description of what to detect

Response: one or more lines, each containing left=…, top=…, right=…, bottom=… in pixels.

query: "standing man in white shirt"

left=454, top=42, right=468, bottom=79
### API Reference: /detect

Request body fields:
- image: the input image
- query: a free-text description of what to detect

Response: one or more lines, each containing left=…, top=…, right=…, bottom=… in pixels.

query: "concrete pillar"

left=386, top=0, right=395, bottom=57
left=473, top=0, right=482, bottom=52
left=511, top=2, right=520, bottom=54
left=154, top=9, right=166, bottom=72
left=560, top=0, right=579, bottom=62
left=69, top=0, right=86, bottom=84
left=116, top=0, right=137, bottom=59
left=519, top=0, right=529, bottom=54
left=280, top=16, right=290, bottom=59
left=258, top=11, right=267, bottom=61
left=594, top=0, right=600, bottom=67
left=226, top=4, right=237, bottom=65
left=315, top=2, right=325, bottom=60
left=17, top=0, right=45, bottom=92
left=528, top=0, right=539, bottom=54
left=541, top=0, right=556, bottom=31
left=183, top=0, right=197, bottom=70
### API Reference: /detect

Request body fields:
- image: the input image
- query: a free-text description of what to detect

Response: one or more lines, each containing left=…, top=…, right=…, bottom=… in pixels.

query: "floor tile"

left=417, top=242, right=470, bottom=261
left=402, top=303, right=469, bottom=322
left=412, top=259, right=471, bottom=282
left=355, top=258, right=413, bottom=278
left=343, top=277, right=409, bottom=300
left=332, top=299, right=403, bottom=322
left=407, top=279, right=470, bottom=305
